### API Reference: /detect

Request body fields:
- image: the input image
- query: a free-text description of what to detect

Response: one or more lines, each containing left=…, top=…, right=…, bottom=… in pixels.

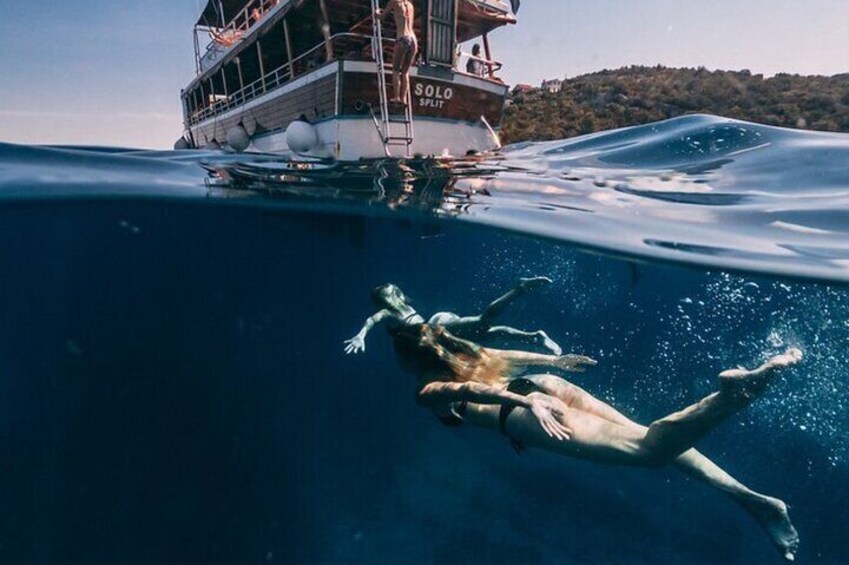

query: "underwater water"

left=0, top=115, right=847, bottom=564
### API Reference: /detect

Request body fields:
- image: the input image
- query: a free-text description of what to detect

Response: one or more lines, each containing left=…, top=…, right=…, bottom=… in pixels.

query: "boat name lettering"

left=414, top=83, right=454, bottom=109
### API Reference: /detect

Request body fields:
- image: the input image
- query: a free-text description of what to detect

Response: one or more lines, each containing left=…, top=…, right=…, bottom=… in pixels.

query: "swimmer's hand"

left=518, top=276, right=553, bottom=292
left=528, top=393, right=572, bottom=441
left=554, top=354, right=597, bottom=373
left=344, top=335, right=366, bottom=354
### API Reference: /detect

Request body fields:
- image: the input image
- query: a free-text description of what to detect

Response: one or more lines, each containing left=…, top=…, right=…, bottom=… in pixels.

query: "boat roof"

left=196, top=0, right=515, bottom=41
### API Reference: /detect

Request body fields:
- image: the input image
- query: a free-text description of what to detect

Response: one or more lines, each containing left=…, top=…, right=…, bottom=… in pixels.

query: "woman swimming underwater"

left=344, top=278, right=563, bottom=355
left=345, top=284, right=802, bottom=561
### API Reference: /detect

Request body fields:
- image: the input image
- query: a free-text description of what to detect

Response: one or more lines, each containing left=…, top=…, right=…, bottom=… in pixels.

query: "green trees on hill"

left=501, top=66, right=849, bottom=143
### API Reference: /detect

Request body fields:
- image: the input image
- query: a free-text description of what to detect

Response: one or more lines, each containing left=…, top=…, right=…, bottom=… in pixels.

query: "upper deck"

left=182, top=0, right=517, bottom=130
left=191, top=0, right=515, bottom=77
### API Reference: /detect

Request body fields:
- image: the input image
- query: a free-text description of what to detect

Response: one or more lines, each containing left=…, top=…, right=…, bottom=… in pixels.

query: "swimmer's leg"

left=391, top=41, right=404, bottom=103
left=524, top=373, right=799, bottom=560
left=640, top=348, right=802, bottom=464
left=428, top=312, right=462, bottom=326
left=525, top=374, right=635, bottom=424
left=398, top=39, right=416, bottom=102
left=488, top=326, right=563, bottom=355
left=673, top=449, right=799, bottom=560
left=428, top=277, right=553, bottom=337
left=478, top=276, right=552, bottom=325
left=428, top=312, right=486, bottom=337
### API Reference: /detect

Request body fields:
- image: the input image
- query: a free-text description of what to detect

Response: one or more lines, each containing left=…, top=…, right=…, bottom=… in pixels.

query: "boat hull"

left=186, top=60, right=507, bottom=160
left=247, top=116, right=500, bottom=160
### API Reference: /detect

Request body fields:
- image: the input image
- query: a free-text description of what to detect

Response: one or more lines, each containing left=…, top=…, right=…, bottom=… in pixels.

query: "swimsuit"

left=397, top=34, right=418, bottom=54
left=437, top=400, right=468, bottom=427
left=499, top=378, right=545, bottom=453
left=401, top=312, right=423, bottom=326
left=435, top=377, right=545, bottom=454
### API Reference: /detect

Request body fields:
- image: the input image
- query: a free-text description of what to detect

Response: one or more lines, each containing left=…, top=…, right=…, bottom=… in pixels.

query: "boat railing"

left=456, top=49, right=504, bottom=81
left=189, top=31, right=507, bottom=126
left=190, top=32, right=388, bottom=125
left=199, top=0, right=282, bottom=64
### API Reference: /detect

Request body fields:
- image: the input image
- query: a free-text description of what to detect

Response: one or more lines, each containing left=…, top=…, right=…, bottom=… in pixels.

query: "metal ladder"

left=369, top=0, right=414, bottom=158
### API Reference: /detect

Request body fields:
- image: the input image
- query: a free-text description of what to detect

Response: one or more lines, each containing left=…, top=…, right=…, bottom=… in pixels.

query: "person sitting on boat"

left=466, top=44, right=485, bottom=77
left=251, top=7, right=262, bottom=24
left=348, top=287, right=802, bottom=561
left=344, top=278, right=563, bottom=355
left=210, top=27, right=243, bottom=48
left=378, top=0, right=418, bottom=104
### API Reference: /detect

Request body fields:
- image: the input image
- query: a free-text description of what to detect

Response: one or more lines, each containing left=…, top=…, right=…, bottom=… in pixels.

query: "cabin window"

left=258, top=33, right=288, bottom=83
left=198, top=82, right=208, bottom=111
left=223, top=62, right=241, bottom=96
left=239, top=43, right=263, bottom=89
left=209, top=73, right=224, bottom=97
left=194, top=87, right=204, bottom=112
left=287, top=10, right=326, bottom=75
left=187, top=91, right=197, bottom=116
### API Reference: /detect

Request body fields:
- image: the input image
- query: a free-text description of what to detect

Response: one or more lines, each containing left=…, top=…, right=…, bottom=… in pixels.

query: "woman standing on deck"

left=347, top=287, right=802, bottom=561
left=379, top=0, right=418, bottom=104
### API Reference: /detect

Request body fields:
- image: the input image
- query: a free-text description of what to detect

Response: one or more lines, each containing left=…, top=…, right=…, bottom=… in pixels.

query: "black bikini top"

left=436, top=401, right=468, bottom=427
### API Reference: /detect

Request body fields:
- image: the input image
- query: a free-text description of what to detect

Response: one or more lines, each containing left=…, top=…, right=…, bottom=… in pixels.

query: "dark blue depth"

left=0, top=201, right=846, bottom=564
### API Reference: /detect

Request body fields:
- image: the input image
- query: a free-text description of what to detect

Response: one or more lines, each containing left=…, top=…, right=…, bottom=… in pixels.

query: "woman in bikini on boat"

left=346, top=283, right=802, bottom=561
left=381, top=0, right=418, bottom=104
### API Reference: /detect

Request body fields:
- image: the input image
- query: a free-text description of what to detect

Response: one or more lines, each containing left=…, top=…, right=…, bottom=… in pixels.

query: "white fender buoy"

left=226, top=124, right=250, bottom=153
left=285, top=119, right=318, bottom=155
left=173, top=136, right=191, bottom=150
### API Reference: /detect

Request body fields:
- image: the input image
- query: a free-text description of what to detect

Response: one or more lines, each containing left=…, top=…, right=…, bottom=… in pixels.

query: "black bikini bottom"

left=397, top=34, right=418, bottom=53
left=499, top=378, right=545, bottom=454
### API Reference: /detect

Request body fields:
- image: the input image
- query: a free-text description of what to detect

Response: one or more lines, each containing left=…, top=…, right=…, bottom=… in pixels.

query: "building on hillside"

left=541, top=78, right=563, bottom=93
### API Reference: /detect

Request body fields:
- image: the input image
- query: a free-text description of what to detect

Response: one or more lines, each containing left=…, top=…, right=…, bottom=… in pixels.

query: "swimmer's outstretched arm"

left=344, top=309, right=392, bottom=354
left=486, top=349, right=598, bottom=373
left=418, top=381, right=572, bottom=441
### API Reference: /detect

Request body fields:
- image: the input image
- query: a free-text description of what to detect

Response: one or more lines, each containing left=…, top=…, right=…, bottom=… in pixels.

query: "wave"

left=2, top=114, right=849, bottom=283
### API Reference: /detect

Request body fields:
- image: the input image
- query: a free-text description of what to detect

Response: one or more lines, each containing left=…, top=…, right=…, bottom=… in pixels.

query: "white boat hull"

left=248, top=115, right=500, bottom=160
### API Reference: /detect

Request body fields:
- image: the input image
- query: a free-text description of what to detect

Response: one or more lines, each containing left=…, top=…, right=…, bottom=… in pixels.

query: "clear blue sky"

left=1, top=0, right=847, bottom=149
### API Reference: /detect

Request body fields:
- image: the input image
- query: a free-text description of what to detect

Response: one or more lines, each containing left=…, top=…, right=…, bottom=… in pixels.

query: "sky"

left=1, top=0, right=847, bottom=149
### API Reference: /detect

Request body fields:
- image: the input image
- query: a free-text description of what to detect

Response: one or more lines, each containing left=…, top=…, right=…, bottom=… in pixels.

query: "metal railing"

left=188, top=32, right=385, bottom=125
left=457, top=50, right=504, bottom=79
left=187, top=32, right=506, bottom=126
left=204, top=0, right=282, bottom=50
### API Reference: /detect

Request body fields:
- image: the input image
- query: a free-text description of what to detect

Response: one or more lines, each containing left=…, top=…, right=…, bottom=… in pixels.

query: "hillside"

left=501, top=65, right=849, bottom=143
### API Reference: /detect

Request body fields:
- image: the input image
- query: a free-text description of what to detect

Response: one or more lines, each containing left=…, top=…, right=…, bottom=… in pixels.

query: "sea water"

left=0, top=115, right=847, bottom=564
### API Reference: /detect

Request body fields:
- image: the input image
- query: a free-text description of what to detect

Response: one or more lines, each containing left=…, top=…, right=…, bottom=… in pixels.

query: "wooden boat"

left=177, top=0, right=518, bottom=160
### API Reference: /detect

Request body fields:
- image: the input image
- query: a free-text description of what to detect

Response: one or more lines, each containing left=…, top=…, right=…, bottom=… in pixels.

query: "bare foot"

left=536, top=331, right=562, bottom=355
left=744, top=496, right=800, bottom=561
left=518, top=276, right=553, bottom=292
left=719, top=348, right=802, bottom=399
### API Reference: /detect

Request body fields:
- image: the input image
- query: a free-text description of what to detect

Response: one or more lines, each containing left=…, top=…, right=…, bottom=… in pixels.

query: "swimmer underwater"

left=345, top=281, right=802, bottom=560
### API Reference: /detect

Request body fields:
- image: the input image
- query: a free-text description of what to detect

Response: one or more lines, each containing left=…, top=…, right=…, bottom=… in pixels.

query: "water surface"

left=0, top=115, right=847, bottom=564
